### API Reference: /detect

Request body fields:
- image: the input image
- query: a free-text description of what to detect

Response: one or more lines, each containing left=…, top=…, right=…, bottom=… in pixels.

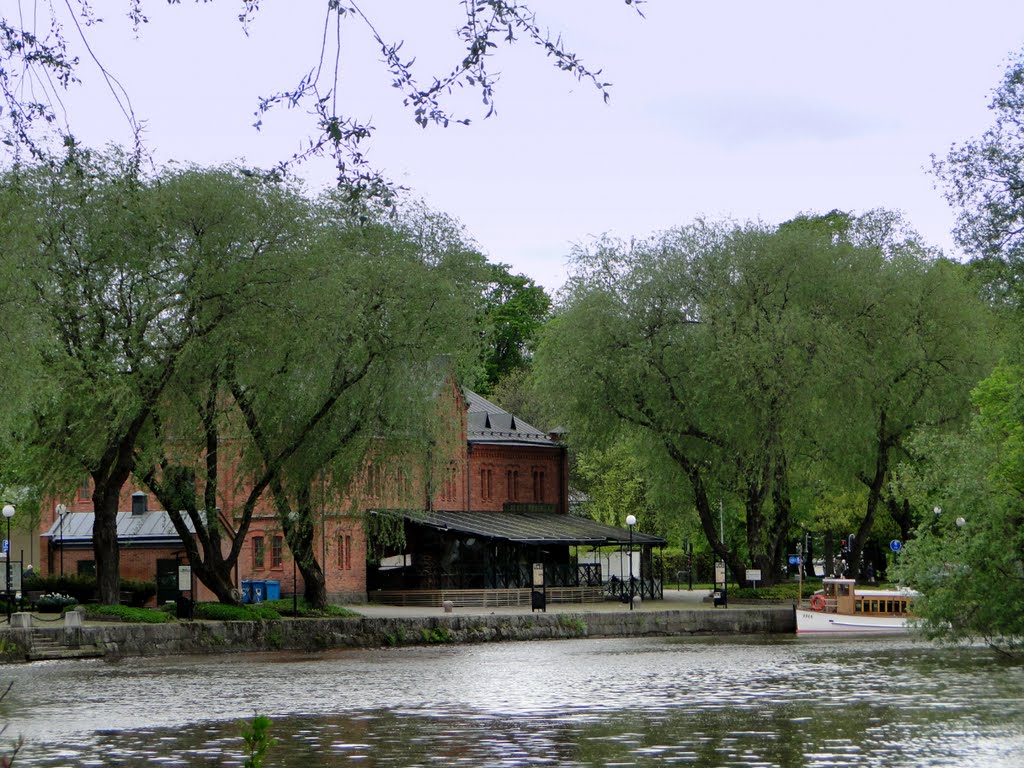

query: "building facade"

left=39, top=386, right=662, bottom=606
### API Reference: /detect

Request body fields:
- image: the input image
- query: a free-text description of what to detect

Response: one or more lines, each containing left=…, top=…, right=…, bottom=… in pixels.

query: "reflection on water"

left=3, top=636, right=1023, bottom=766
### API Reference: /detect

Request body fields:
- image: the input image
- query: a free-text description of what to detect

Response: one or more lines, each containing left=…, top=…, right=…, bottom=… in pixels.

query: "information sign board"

left=532, top=563, right=544, bottom=587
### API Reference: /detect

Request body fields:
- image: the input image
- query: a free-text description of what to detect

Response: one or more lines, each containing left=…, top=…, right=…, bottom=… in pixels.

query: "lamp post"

left=56, top=503, right=67, bottom=578
left=2, top=504, right=14, bottom=621
left=622, top=518, right=630, bottom=614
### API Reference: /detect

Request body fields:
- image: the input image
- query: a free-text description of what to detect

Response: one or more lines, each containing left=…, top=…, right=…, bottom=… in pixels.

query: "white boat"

left=795, top=578, right=918, bottom=635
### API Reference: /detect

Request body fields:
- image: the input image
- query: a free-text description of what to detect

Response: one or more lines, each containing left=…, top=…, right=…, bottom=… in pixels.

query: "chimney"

left=131, top=492, right=148, bottom=516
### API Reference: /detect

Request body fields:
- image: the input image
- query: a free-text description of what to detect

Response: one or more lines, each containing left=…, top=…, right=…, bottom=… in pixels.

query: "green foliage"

left=419, top=625, right=453, bottom=643
left=478, top=263, right=552, bottom=394
left=241, top=714, right=274, bottom=768
left=894, top=362, right=1024, bottom=654
left=537, top=214, right=990, bottom=585
left=259, top=599, right=357, bottom=619
left=81, top=604, right=171, bottom=624
left=731, top=582, right=819, bottom=601
left=23, top=574, right=96, bottom=604
left=194, top=603, right=282, bottom=622
left=34, top=593, right=78, bottom=611
left=557, top=615, right=587, bottom=634
left=934, top=50, right=1024, bottom=307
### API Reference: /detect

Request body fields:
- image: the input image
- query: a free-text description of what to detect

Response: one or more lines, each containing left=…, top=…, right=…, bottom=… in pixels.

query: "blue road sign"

left=1, top=539, right=7, bottom=555
left=890, top=539, right=902, bottom=553
left=788, top=555, right=800, bottom=565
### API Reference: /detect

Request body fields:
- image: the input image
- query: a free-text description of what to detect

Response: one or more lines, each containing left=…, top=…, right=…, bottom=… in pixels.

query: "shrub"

left=23, top=574, right=96, bottom=603
left=730, top=582, right=821, bottom=601
left=36, top=592, right=78, bottom=612
left=82, top=604, right=171, bottom=623
left=120, top=578, right=157, bottom=606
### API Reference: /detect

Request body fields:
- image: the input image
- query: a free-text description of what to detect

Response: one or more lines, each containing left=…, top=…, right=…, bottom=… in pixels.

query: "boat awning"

left=393, top=509, right=667, bottom=547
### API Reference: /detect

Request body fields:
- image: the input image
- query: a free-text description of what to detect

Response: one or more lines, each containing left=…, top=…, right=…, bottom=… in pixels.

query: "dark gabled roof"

left=398, top=509, right=666, bottom=546
left=464, top=389, right=556, bottom=447
left=42, top=510, right=198, bottom=543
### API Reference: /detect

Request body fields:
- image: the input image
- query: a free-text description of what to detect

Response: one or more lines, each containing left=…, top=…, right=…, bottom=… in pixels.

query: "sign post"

left=531, top=562, right=546, bottom=613
left=176, top=565, right=193, bottom=620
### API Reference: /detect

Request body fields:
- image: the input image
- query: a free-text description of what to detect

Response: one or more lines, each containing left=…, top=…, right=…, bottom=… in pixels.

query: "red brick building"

left=40, top=386, right=664, bottom=606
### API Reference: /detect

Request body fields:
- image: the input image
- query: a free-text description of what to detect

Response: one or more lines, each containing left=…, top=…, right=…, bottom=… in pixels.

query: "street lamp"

left=2, top=504, right=14, bottom=621
left=56, top=503, right=68, bottom=578
left=622, top=518, right=630, bottom=614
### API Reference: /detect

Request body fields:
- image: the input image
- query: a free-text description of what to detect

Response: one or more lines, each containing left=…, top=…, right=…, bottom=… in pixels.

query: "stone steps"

left=26, top=629, right=105, bottom=662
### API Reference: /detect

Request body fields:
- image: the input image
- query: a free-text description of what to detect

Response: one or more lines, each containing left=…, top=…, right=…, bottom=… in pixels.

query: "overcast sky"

left=39, top=1, right=1024, bottom=292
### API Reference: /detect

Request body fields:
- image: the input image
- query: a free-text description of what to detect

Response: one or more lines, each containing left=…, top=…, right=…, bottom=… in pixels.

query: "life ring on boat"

left=810, top=594, right=826, bottom=612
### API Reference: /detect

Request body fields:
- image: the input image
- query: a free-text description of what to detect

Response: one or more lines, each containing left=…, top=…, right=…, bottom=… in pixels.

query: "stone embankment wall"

left=1, top=607, right=794, bottom=662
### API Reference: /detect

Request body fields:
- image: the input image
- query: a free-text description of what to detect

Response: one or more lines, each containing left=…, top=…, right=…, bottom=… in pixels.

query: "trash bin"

left=176, top=596, right=194, bottom=620
left=264, top=580, right=281, bottom=601
left=531, top=589, right=546, bottom=611
left=241, top=579, right=267, bottom=603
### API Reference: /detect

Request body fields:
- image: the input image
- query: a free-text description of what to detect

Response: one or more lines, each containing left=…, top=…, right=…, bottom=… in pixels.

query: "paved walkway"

left=342, top=588, right=716, bottom=619
left=5, top=589, right=721, bottom=628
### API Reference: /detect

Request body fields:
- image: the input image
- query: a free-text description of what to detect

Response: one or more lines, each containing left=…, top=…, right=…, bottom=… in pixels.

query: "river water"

left=4, top=635, right=1023, bottom=767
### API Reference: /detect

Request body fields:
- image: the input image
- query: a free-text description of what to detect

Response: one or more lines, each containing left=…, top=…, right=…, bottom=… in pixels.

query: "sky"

left=29, top=1, right=1024, bottom=293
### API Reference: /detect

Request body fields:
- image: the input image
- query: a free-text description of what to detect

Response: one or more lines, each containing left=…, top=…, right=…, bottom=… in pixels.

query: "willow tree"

left=785, top=211, right=992, bottom=575
left=536, top=213, right=990, bottom=585
left=536, top=221, right=849, bottom=586
left=138, top=192, right=483, bottom=606
left=0, top=150, right=303, bottom=603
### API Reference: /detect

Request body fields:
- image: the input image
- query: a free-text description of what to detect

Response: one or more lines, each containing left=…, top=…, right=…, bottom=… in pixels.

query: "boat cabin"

left=814, top=578, right=915, bottom=617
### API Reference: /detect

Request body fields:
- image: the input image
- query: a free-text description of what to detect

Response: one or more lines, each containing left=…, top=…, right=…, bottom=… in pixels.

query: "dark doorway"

left=156, top=559, right=179, bottom=605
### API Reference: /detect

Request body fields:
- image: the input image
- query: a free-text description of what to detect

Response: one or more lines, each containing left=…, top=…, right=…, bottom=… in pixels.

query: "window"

left=338, top=533, right=352, bottom=570
left=252, top=536, right=265, bottom=569
left=366, top=463, right=386, bottom=499
left=77, top=560, right=95, bottom=577
left=271, top=536, right=284, bottom=569
left=507, top=469, right=519, bottom=501
left=78, top=477, right=91, bottom=500
left=532, top=469, right=545, bottom=502
left=440, top=463, right=458, bottom=502
left=480, top=467, right=493, bottom=501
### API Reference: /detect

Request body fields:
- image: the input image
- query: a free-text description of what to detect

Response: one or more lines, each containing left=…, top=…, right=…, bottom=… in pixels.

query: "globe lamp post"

left=626, top=514, right=637, bottom=610
left=2, top=504, right=14, bottom=621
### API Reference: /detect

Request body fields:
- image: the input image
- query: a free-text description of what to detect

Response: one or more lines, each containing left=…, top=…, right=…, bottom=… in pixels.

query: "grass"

left=81, top=604, right=173, bottom=623
left=259, top=599, right=359, bottom=618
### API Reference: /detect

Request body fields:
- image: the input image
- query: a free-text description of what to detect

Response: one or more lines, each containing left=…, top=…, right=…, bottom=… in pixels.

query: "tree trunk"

left=280, top=486, right=327, bottom=610
left=91, top=479, right=122, bottom=604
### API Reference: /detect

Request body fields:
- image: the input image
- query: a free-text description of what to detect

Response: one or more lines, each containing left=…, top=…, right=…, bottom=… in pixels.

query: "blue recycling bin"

left=264, top=580, right=281, bottom=601
left=241, top=579, right=267, bottom=603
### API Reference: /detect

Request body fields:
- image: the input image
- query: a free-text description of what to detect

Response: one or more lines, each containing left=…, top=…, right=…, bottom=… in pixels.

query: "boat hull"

left=795, top=608, right=911, bottom=635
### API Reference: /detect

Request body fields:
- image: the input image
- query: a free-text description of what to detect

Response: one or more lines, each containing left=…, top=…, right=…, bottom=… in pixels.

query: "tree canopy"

left=535, top=213, right=990, bottom=586
left=894, top=363, right=1024, bottom=654
left=934, top=49, right=1024, bottom=308
left=0, top=149, right=485, bottom=605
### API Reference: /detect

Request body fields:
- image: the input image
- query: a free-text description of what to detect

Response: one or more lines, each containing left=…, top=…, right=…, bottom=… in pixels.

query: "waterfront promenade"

left=3, top=587, right=795, bottom=662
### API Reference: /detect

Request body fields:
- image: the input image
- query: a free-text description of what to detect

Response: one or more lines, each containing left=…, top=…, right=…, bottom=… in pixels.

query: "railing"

left=369, top=586, right=606, bottom=607
left=370, top=563, right=604, bottom=592
left=604, top=577, right=663, bottom=602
